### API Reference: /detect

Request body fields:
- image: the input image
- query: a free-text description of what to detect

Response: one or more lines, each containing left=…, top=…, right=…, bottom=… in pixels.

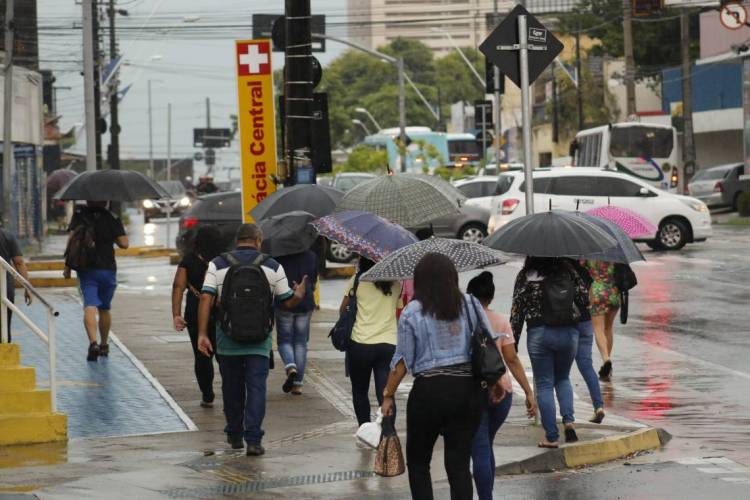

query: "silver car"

left=688, top=165, right=735, bottom=208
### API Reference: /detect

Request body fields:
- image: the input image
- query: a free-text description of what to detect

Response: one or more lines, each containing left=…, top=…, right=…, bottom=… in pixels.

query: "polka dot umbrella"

left=584, top=206, right=657, bottom=240
left=360, top=237, right=508, bottom=282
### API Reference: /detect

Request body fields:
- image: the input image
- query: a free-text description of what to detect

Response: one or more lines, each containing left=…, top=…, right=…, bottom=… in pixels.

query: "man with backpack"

left=197, top=223, right=307, bottom=457
left=64, top=201, right=129, bottom=361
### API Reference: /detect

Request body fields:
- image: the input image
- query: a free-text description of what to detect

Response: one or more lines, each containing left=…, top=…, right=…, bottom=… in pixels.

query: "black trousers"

left=406, top=375, right=483, bottom=500
left=348, top=341, right=395, bottom=426
left=186, top=318, right=216, bottom=400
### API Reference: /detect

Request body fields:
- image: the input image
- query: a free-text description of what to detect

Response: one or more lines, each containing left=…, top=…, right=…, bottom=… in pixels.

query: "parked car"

left=688, top=164, right=736, bottom=208
left=453, top=176, right=500, bottom=211
left=143, top=180, right=192, bottom=222
left=176, top=191, right=242, bottom=255
left=487, top=168, right=712, bottom=251
left=713, top=164, right=749, bottom=210
left=332, top=172, right=376, bottom=192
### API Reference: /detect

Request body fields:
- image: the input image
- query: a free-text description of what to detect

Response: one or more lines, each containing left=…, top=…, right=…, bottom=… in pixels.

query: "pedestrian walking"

left=581, top=260, right=620, bottom=381
left=171, top=225, right=225, bottom=408
left=466, top=272, right=536, bottom=500
left=274, top=249, right=318, bottom=395
left=0, top=227, right=32, bottom=341
left=64, top=201, right=128, bottom=361
left=381, top=253, right=499, bottom=500
left=339, top=257, right=402, bottom=427
left=510, top=257, right=587, bottom=448
left=197, top=224, right=307, bottom=457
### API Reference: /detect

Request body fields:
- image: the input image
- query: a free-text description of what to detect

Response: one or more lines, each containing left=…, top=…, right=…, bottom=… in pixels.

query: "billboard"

left=235, top=39, right=278, bottom=223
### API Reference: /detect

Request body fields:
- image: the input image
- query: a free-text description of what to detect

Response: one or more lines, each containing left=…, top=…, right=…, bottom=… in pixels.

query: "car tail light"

left=714, top=181, right=723, bottom=193
left=501, top=198, right=520, bottom=215
left=181, top=216, right=199, bottom=229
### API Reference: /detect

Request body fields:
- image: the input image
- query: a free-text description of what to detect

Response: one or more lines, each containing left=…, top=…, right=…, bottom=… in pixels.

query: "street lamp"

left=430, top=27, right=484, bottom=88
left=351, top=118, right=372, bottom=136
left=354, top=107, right=382, bottom=131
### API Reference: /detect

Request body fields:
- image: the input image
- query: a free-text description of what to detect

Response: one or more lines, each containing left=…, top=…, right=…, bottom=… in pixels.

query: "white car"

left=487, top=168, right=712, bottom=250
left=453, top=176, right=499, bottom=211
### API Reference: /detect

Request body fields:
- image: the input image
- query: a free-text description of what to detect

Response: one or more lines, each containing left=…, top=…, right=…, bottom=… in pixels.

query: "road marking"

left=675, top=456, right=750, bottom=484
left=304, top=361, right=355, bottom=419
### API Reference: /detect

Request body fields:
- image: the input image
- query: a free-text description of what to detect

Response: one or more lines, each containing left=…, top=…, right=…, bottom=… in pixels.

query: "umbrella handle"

left=576, top=199, right=580, bottom=211
left=548, top=198, right=552, bottom=211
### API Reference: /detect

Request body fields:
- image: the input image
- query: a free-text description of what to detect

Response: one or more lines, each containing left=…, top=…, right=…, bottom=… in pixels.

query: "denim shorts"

left=78, top=269, right=117, bottom=310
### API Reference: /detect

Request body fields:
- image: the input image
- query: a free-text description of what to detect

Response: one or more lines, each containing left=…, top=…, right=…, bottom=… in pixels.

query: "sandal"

left=564, top=425, right=579, bottom=443
left=538, top=440, right=559, bottom=449
left=99, top=343, right=109, bottom=357
left=598, top=360, right=612, bottom=380
left=589, top=408, right=605, bottom=424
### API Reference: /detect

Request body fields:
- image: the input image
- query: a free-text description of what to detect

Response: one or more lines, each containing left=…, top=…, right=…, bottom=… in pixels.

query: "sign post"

left=480, top=4, right=563, bottom=215
left=235, top=39, right=278, bottom=223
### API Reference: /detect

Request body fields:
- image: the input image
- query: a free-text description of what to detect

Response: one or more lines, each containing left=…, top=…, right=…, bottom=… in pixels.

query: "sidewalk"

left=0, top=285, right=666, bottom=499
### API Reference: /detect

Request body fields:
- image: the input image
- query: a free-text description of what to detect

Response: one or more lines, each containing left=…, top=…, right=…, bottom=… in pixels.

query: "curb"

left=115, top=247, right=176, bottom=258
left=27, top=261, right=65, bottom=272
left=322, top=266, right=356, bottom=279
left=21, top=277, right=78, bottom=288
left=495, top=427, right=671, bottom=475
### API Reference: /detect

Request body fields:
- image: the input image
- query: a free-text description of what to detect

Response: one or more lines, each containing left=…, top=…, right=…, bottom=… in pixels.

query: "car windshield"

left=692, top=167, right=732, bottom=181
left=610, top=126, right=674, bottom=158
left=448, top=139, right=480, bottom=156
left=159, top=181, right=185, bottom=196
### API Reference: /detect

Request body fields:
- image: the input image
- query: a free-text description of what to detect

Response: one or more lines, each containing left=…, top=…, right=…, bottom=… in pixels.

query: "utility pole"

left=680, top=10, right=695, bottom=191
left=575, top=18, right=584, bottom=130
left=107, top=0, right=120, bottom=172
left=623, top=0, right=636, bottom=117
left=92, top=0, right=103, bottom=169
left=552, top=64, right=559, bottom=143
left=166, top=102, right=172, bottom=248
left=205, top=97, right=210, bottom=128
left=398, top=57, right=406, bottom=172
left=147, top=79, right=153, bottom=178
left=82, top=0, right=97, bottom=172
left=493, top=0, right=502, bottom=168
left=2, top=0, right=14, bottom=230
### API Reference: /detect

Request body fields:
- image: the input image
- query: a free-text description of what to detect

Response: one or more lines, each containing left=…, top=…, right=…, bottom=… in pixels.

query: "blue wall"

left=661, top=62, right=742, bottom=113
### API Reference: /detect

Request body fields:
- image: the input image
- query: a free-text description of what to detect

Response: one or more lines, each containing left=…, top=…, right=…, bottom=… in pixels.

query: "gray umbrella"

left=54, top=170, right=170, bottom=202
left=482, top=210, right=617, bottom=257
left=360, top=237, right=508, bottom=282
left=577, top=213, right=645, bottom=264
left=402, top=173, right=467, bottom=207
left=337, top=174, right=461, bottom=227
left=259, top=211, right=319, bottom=257
left=250, top=185, right=343, bottom=221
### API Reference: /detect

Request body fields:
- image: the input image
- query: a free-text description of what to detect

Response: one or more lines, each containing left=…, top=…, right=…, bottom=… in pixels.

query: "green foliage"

left=434, top=165, right=476, bottom=182
left=334, top=145, right=388, bottom=174
left=558, top=1, right=699, bottom=79
left=738, top=192, right=750, bottom=217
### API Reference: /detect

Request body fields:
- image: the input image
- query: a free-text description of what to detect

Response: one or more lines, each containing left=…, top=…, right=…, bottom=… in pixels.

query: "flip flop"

left=538, top=441, right=559, bottom=449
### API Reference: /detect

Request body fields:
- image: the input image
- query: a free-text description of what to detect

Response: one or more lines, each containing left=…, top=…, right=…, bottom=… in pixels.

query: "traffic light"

left=485, top=57, right=504, bottom=95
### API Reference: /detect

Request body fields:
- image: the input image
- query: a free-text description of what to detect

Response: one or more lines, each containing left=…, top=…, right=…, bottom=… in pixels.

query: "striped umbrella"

left=585, top=206, right=657, bottom=239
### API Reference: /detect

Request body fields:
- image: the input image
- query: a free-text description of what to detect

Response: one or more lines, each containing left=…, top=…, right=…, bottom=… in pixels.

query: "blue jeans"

left=575, top=320, right=603, bottom=411
left=275, top=310, right=312, bottom=386
left=471, top=393, right=513, bottom=500
left=527, top=325, right=579, bottom=442
left=218, top=354, right=269, bottom=445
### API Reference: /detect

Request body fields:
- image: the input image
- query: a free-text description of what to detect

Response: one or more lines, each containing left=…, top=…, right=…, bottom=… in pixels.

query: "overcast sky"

left=38, top=0, right=346, bottom=179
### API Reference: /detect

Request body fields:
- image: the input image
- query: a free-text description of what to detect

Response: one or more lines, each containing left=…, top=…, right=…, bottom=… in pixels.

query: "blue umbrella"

left=577, top=213, right=645, bottom=263
left=312, top=210, right=418, bottom=262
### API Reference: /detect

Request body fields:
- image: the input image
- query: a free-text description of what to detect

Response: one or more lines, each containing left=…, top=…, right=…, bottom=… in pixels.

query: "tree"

left=334, top=145, right=388, bottom=174
left=434, top=48, right=485, bottom=118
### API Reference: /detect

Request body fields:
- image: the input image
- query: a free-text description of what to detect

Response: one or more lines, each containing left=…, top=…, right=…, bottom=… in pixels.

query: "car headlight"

left=179, top=196, right=191, bottom=207
left=680, top=199, right=708, bottom=213
left=143, top=199, right=154, bottom=209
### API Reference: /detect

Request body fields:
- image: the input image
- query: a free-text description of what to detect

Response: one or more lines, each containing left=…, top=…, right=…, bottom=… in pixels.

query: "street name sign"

left=235, top=39, right=278, bottom=223
left=479, top=4, right=563, bottom=88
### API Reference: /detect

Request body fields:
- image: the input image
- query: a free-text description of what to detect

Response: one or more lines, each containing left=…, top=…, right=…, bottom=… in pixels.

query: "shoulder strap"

left=223, top=252, right=240, bottom=267
left=251, top=253, right=269, bottom=267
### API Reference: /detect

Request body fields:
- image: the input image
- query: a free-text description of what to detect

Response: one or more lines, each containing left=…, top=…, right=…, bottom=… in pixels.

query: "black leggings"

left=406, top=375, right=483, bottom=500
left=186, top=319, right=216, bottom=400
left=348, top=341, right=395, bottom=426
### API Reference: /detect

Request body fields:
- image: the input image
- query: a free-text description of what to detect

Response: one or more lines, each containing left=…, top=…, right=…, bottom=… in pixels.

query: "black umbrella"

left=259, top=211, right=319, bottom=257
left=46, top=169, right=77, bottom=194
left=250, top=185, right=343, bottom=221
left=482, top=210, right=617, bottom=258
left=54, top=170, right=170, bottom=202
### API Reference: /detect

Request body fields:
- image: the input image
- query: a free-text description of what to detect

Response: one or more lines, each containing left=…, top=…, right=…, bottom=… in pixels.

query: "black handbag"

left=328, top=274, right=360, bottom=352
left=464, top=297, right=506, bottom=388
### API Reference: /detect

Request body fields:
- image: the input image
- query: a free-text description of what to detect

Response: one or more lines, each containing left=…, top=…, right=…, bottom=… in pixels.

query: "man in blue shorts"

left=64, top=201, right=129, bottom=361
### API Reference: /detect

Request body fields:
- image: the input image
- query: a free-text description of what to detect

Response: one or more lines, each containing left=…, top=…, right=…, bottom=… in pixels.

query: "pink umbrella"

left=585, top=206, right=657, bottom=239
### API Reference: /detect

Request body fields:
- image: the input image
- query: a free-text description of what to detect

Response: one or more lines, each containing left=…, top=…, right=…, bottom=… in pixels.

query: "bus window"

left=591, top=133, right=601, bottom=166
left=448, top=139, right=480, bottom=160
left=610, top=127, right=673, bottom=158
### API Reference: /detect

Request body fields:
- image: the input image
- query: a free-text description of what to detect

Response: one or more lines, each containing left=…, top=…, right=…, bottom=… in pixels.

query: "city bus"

left=363, top=128, right=481, bottom=172
left=573, top=122, right=681, bottom=191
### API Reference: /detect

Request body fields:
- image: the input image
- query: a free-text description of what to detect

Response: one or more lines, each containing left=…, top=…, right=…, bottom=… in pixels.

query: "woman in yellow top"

left=340, top=257, right=402, bottom=426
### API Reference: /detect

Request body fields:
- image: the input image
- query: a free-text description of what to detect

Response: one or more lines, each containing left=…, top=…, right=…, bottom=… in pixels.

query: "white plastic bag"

left=355, top=409, right=383, bottom=449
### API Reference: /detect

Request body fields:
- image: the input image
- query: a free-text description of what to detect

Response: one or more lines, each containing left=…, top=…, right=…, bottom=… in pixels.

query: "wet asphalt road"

left=120, top=214, right=750, bottom=496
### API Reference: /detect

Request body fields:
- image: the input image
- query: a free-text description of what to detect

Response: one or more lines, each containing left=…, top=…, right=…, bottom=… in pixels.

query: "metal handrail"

left=0, top=256, right=59, bottom=412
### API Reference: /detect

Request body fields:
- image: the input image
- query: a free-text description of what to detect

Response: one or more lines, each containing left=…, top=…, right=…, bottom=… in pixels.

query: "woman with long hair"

left=339, top=256, right=402, bottom=426
left=582, top=260, right=620, bottom=381
left=467, top=271, right=536, bottom=500
left=510, top=257, right=588, bottom=448
left=171, top=225, right=225, bottom=407
left=381, top=254, right=502, bottom=500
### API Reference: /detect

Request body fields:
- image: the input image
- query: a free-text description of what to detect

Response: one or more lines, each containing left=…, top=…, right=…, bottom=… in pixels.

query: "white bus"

left=573, top=122, right=681, bottom=191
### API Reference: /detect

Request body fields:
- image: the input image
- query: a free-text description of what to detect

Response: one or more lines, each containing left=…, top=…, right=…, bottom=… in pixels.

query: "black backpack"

left=541, top=267, right=581, bottom=327
left=218, top=252, right=274, bottom=344
left=64, top=213, right=97, bottom=271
